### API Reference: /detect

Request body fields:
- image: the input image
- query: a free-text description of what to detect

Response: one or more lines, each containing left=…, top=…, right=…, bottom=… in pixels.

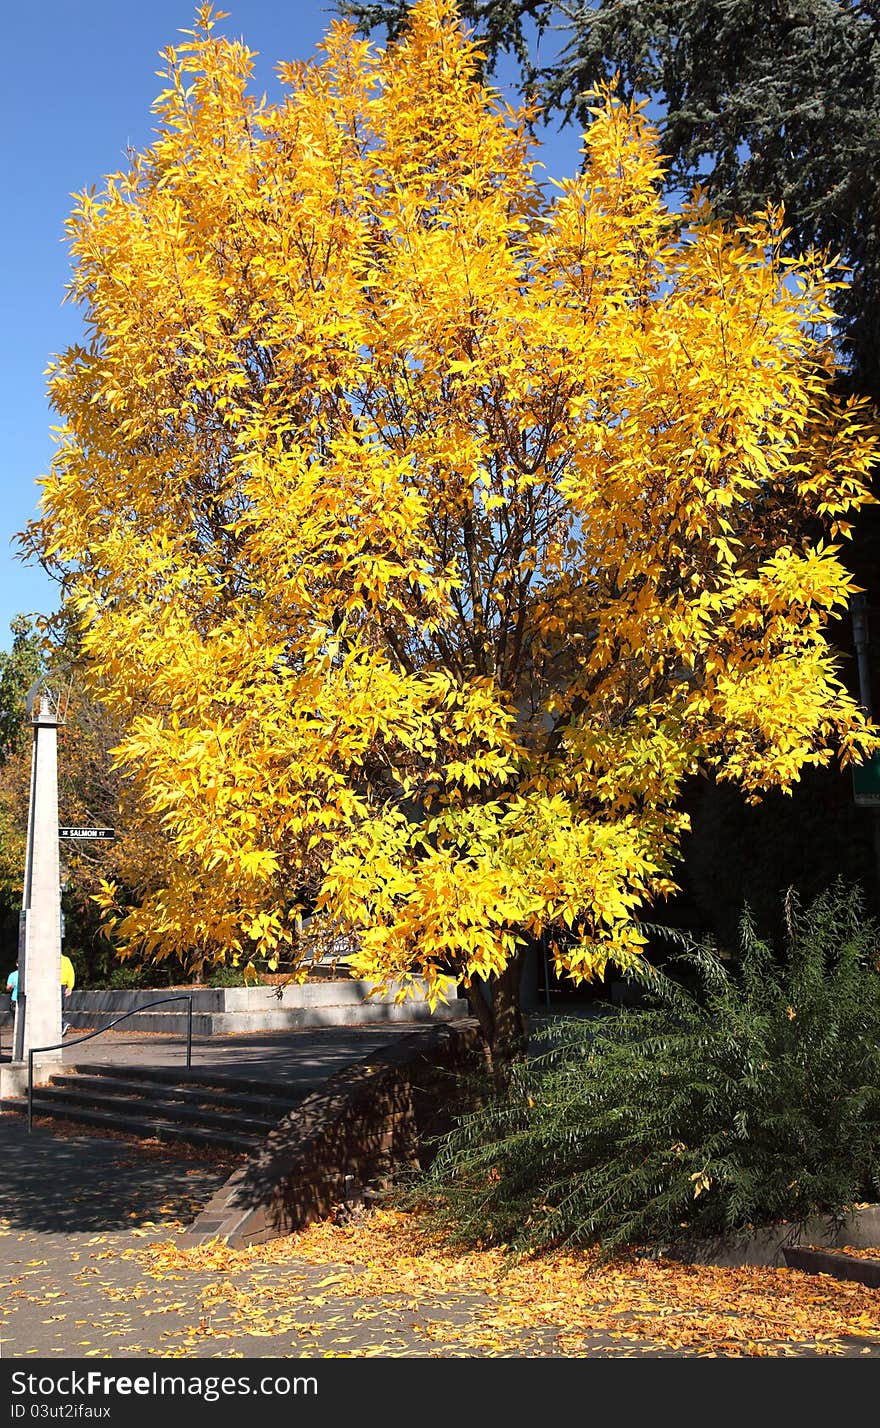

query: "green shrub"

left=88, top=962, right=185, bottom=989
left=206, top=964, right=249, bottom=988
left=415, top=882, right=880, bottom=1257
left=104, top=964, right=153, bottom=990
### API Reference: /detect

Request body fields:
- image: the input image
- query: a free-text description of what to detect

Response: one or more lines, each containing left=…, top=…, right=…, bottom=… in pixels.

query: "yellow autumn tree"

left=25, top=0, right=880, bottom=1059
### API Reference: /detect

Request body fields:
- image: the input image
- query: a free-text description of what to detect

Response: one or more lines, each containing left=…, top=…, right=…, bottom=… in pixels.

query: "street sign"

left=58, top=826, right=116, bottom=840
left=852, top=752, right=880, bottom=807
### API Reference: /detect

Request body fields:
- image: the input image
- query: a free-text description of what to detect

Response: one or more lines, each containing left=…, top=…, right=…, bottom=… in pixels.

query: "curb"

left=782, top=1246, right=880, bottom=1288
left=662, top=1205, right=880, bottom=1269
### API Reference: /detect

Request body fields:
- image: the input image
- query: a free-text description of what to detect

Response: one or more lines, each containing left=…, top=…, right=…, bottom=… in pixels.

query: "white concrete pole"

left=13, top=691, right=62, bottom=1068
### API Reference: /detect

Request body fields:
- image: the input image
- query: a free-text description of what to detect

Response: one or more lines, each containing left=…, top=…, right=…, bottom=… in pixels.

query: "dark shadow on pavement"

left=0, top=1114, right=234, bottom=1233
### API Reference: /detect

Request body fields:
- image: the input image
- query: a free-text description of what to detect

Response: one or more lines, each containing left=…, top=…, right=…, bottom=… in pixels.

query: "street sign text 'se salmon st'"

left=58, top=827, right=116, bottom=840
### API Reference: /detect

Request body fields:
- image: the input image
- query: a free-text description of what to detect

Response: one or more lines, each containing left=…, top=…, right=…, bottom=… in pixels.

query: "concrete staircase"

left=1, top=1063, right=304, bottom=1155
left=63, top=978, right=467, bottom=1035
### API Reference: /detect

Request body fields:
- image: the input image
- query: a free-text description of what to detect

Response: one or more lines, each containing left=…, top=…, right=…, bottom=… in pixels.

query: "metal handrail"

left=27, top=994, right=194, bottom=1132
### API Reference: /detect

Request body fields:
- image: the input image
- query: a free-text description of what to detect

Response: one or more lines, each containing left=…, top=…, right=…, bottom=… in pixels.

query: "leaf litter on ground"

left=107, top=1207, right=880, bottom=1358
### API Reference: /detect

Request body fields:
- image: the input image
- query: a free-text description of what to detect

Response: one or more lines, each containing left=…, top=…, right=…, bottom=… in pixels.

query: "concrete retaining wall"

left=661, top=1205, right=880, bottom=1267
left=65, top=977, right=459, bottom=1012
left=58, top=978, right=468, bottom=1034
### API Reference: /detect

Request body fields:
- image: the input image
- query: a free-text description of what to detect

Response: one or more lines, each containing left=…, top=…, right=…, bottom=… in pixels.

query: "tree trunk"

left=463, top=953, right=529, bottom=1085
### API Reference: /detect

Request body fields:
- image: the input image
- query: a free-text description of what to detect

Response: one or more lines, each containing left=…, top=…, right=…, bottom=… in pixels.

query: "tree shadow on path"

left=0, top=1114, right=235, bottom=1234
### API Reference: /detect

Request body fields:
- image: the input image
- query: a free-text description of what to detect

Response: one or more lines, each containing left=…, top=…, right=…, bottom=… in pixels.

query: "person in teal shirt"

left=5, top=963, right=74, bottom=1032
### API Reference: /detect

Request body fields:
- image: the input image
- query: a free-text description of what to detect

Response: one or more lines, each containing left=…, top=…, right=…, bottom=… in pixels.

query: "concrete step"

left=71, top=1063, right=305, bottom=1098
left=66, top=978, right=461, bottom=1013
left=64, top=998, right=468, bottom=1034
left=4, top=1096, right=265, bottom=1156
left=50, top=1072, right=300, bottom=1118
left=21, top=1082, right=283, bottom=1135
left=1, top=1064, right=308, bottom=1154
left=65, top=1011, right=215, bottom=1035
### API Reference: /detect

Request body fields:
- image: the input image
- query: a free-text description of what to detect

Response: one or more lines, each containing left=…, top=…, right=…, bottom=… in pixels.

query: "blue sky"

left=0, top=0, right=583, bottom=654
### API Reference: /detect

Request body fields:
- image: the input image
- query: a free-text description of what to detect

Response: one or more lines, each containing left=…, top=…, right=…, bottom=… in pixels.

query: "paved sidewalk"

left=0, top=1019, right=435, bottom=1089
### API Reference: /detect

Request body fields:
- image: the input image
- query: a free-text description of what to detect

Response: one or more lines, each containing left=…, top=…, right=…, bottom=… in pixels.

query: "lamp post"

left=12, top=681, right=63, bottom=1069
